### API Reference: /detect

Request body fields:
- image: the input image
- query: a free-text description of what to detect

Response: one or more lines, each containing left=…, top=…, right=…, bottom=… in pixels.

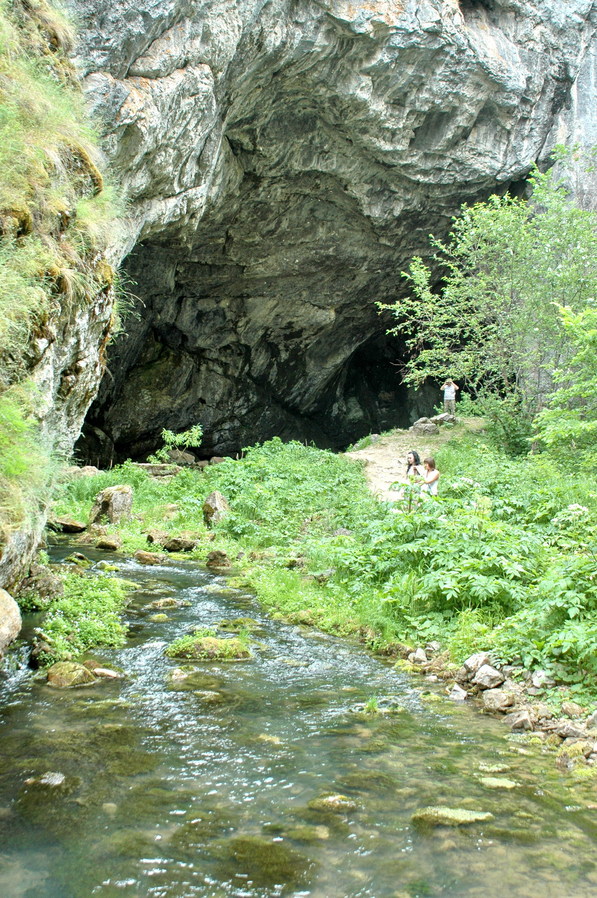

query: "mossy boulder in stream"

left=216, top=617, right=262, bottom=634
left=412, top=807, right=494, bottom=828
left=47, top=662, right=97, bottom=688
left=212, top=835, right=313, bottom=888
left=165, top=630, right=252, bottom=661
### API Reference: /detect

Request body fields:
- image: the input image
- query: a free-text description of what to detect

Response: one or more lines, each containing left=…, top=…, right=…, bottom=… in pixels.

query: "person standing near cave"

left=440, top=378, right=459, bottom=415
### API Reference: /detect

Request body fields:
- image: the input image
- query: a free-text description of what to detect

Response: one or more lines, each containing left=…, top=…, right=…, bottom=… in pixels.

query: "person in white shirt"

left=421, top=457, right=440, bottom=496
left=440, top=378, right=459, bottom=415
left=406, top=450, right=423, bottom=479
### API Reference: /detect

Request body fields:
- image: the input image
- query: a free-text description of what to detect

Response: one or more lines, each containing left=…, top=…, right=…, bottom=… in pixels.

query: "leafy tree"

left=149, top=424, right=203, bottom=463
left=380, top=154, right=597, bottom=423
left=534, top=304, right=597, bottom=464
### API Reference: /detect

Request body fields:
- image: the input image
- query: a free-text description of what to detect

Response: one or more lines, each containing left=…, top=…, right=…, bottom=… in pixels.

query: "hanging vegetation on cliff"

left=0, top=0, right=122, bottom=542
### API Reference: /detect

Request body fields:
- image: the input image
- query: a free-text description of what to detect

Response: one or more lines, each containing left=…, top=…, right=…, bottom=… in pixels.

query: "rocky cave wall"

left=67, top=0, right=597, bottom=461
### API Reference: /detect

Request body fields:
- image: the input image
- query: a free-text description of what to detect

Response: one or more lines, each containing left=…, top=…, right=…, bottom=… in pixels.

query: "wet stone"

left=412, top=807, right=494, bottom=827
left=479, top=776, right=519, bottom=790
left=482, top=688, right=516, bottom=712
left=308, top=793, right=358, bottom=813
left=211, top=835, right=313, bottom=888
left=166, top=634, right=252, bottom=661
left=134, top=550, right=163, bottom=565
left=47, top=662, right=97, bottom=688
left=216, top=617, right=262, bottom=634
left=150, top=597, right=180, bottom=609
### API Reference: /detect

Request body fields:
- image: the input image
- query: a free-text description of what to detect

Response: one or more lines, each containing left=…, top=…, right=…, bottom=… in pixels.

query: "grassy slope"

left=0, top=0, right=120, bottom=542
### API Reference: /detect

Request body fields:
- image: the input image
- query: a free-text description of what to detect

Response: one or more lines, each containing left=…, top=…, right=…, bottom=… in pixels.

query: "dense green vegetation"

left=22, top=568, right=132, bottom=664
left=381, top=153, right=597, bottom=462
left=49, top=432, right=597, bottom=702
left=0, top=0, right=120, bottom=540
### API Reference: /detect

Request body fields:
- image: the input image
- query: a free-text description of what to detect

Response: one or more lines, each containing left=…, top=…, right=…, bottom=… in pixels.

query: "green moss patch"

left=165, top=631, right=252, bottom=662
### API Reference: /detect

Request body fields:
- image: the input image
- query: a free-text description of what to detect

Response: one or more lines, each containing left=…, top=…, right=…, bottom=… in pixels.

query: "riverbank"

left=13, top=424, right=597, bottom=773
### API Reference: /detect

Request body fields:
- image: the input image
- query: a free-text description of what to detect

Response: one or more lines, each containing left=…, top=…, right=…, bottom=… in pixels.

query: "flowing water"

left=1, top=547, right=596, bottom=898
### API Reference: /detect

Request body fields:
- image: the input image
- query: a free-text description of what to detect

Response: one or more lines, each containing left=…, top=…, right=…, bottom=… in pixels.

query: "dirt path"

left=345, top=419, right=484, bottom=501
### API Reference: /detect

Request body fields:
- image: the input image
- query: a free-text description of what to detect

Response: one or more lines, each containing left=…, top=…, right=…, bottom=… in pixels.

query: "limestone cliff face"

left=68, top=0, right=597, bottom=460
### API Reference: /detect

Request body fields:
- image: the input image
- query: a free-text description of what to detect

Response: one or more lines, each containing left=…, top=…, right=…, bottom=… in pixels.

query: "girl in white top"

left=421, top=457, right=440, bottom=495
left=406, top=450, right=423, bottom=479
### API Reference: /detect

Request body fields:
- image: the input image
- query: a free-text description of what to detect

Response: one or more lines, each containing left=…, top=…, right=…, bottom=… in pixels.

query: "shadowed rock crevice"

left=69, top=0, right=597, bottom=462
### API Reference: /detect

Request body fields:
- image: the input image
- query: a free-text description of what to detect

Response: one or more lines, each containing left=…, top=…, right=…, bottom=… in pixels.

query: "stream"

left=0, top=546, right=596, bottom=897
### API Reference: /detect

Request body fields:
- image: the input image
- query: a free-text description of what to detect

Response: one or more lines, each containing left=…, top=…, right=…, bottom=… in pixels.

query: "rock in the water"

left=89, top=485, right=133, bottom=525
left=0, top=589, right=22, bottom=654
left=448, top=684, right=468, bottom=702
left=150, top=597, right=179, bottom=609
left=93, top=667, right=124, bottom=679
left=412, top=807, right=494, bottom=827
left=308, top=793, right=358, bottom=813
left=482, top=688, right=516, bottom=713
left=203, top=491, right=230, bottom=526
left=96, top=535, right=122, bottom=551
left=134, top=550, right=163, bottom=565
left=47, top=661, right=97, bottom=688
left=479, top=777, right=519, bottom=790
left=47, top=516, right=87, bottom=533
left=503, top=709, right=534, bottom=731
left=166, top=634, right=251, bottom=661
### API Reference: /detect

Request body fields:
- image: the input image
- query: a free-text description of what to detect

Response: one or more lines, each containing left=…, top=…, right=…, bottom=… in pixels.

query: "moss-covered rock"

left=165, top=632, right=252, bottom=661
left=216, top=617, right=262, bottom=634
left=412, top=807, right=494, bottom=827
left=212, top=835, right=313, bottom=888
left=47, top=661, right=97, bottom=687
left=308, top=793, right=358, bottom=813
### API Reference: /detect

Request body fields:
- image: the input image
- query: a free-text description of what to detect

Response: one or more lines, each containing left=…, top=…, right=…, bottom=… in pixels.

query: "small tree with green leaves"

left=379, top=152, right=597, bottom=427
left=149, top=424, right=203, bottom=463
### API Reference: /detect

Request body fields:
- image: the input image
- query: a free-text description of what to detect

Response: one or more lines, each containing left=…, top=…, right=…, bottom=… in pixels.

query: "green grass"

left=51, top=434, right=597, bottom=701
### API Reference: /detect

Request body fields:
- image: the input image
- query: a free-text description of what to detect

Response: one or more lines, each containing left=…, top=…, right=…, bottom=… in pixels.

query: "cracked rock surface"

left=67, top=0, right=597, bottom=460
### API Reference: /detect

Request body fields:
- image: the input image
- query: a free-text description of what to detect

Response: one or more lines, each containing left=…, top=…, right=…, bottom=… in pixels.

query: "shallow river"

left=1, top=548, right=596, bottom=898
